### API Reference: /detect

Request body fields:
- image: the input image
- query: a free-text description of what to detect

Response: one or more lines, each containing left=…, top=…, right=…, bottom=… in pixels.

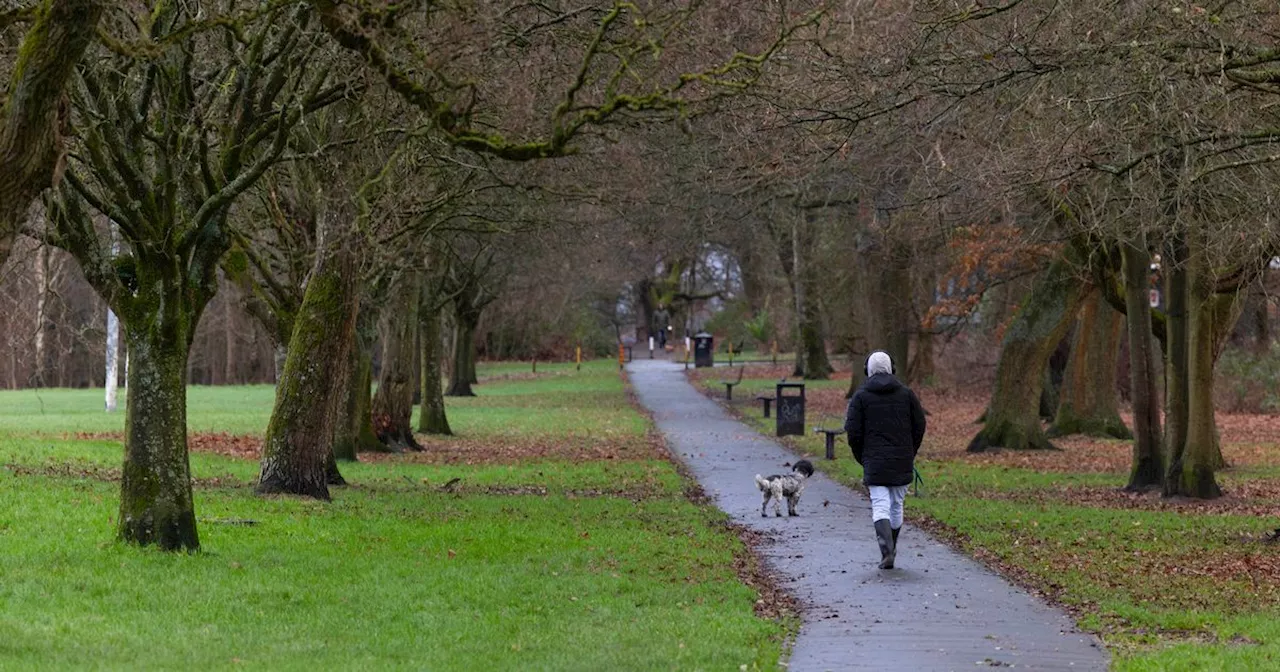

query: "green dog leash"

left=911, top=467, right=925, bottom=497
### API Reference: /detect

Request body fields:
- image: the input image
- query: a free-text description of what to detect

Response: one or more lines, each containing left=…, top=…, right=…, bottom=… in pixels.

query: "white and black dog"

left=754, top=460, right=815, bottom=518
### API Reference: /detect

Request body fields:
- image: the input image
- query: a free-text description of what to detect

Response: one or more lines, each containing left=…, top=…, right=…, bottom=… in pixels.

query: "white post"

left=105, top=224, right=121, bottom=411
left=33, top=245, right=48, bottom=386
left=105, top=309, right=119, bottom=411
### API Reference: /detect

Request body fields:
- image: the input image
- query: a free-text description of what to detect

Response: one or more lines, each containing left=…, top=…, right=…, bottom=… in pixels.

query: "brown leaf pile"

left=726, top=523, right=801, bottom=622
left=4, top=461, right=240, bottom=488
left=361, top=434, right=665, bottom=465
left=68, top=430, right=666, bottom=465
left=189, top=432, right=262, bottom=459
left=71, top=431, right=263, bottom=460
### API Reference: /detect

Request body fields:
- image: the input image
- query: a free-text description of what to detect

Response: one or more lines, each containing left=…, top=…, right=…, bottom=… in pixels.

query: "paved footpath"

left=627, top=360, right=1109, bottom=672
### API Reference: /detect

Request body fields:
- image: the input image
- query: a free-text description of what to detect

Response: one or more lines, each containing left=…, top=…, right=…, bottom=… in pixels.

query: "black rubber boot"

left=875, top=519, right=896, bottom=569
left=892, top=526, right=900, bottom=547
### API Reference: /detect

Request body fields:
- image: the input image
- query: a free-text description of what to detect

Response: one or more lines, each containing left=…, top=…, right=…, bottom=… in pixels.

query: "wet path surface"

left=627, top=360, right=1109, bottom=672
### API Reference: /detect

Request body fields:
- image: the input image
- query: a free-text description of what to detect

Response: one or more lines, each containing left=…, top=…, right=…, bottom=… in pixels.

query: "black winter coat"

left=844, top=373, right=926, bottom=486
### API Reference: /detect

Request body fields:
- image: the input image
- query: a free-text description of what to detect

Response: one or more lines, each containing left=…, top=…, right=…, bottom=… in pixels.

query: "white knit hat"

left=867, top=351, right=893, bottom=376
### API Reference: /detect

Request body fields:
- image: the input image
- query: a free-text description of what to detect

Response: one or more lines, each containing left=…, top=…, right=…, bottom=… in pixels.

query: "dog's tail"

left=754, top=474, right=769, bottom=491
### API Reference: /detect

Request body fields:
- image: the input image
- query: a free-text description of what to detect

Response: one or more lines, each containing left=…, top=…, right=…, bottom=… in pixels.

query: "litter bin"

left=694, top=332, right=714, bottom=368
left=776, top=382, right=805, bottom=437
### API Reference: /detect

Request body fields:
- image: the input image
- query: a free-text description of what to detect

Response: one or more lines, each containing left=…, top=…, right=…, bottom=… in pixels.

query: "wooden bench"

left=813, top=426, right=846, bottom=460
left=720, top=367, right=745, bottom=400
left=756, top=394, right=775, bottom=417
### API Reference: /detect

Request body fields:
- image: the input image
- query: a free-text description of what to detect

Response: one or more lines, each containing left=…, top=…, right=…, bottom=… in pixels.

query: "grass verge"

left=0, top=360, right=787, bottom=670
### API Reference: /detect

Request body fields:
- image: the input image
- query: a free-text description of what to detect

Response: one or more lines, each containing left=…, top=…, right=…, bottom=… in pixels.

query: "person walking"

left=652, top=305, right=670, bottom=349
left=845, top=350, right=926, bottom=569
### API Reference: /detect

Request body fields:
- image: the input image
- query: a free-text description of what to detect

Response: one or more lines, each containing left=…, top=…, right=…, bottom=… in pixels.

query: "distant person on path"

left=653, top=305, right=670, bottom=349
left=845, top=351, right=926, bottom=569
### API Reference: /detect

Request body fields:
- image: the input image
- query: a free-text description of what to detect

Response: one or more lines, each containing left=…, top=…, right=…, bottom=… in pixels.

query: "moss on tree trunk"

left=418, top=302, right=451, bottom=435
left=1050, top=290, right=1130, bottom=439
left=118, top=312, right=199, bottom=551
left=371, top=271, right=422, bottom=451
left=1122, top=240, right=1164, bottom=491
left=256, top=228, right=359, bottom=498
left=968, top=246, right=1088, bottom=453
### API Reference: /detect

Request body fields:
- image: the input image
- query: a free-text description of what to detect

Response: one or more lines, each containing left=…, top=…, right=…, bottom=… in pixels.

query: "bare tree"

left=41, top=5, right=346, bottom=550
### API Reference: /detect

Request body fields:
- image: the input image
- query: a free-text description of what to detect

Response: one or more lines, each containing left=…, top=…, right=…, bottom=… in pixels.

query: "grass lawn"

left=692, top=364, right=1280, bottom=671
left=0, top=360, right=788, bottom=671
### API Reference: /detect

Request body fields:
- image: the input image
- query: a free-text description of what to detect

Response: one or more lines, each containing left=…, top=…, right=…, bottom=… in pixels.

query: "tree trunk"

left=1252, top=280, right=1270, bottom=352
left=1122, top=240, right=1164, bottom=490
left=256, top=225, right=359, bottom=498
left=418, top=302, right=452, bottom=435
left=332, top=343, right=364, bottom=461
left=1039, top=333, right=1073, bottom=419
left=447, top=316, right=478, bottom=396
left=1167, top=259, right=1223, bottom=499
left=446, top=289, right=481, bottom=396
left=272, top=344, right=288, bottom=383
left=371, top=271, right=422, bottom=450
left=791, top=218, right=832, bottom=379
left=968, top=246, right=1089, bottom=452
left=33, top=244, right=48, bottom=386
left=222, top=293, right=236, bottom=385
left=908, top=261, right=937, bottom=384
left=1165, top=251, right=1243, bottom=498
left=908, top=331, right=933, bottom=384
left=118, top=319, right=199, bottom=552
left=876, top=241, right=913, bottom=379
left=798, top=296, right=831, bottom=380
left=740, top=241, right=770, bottom=314
left=635, top=277, right=655, bottom=343
left=0, top=0, right=104, bottom=269
left=1163, top=237, right=1190, bottom=482
left=104, top=225, right=121, bottom=410
left=105, top=304, right=120, bottom=411
left=1050, top=290, right=1130, bottom=439
left=334, top=294, right=382, bottom=457
left=355, top=351, right=384, bottom=453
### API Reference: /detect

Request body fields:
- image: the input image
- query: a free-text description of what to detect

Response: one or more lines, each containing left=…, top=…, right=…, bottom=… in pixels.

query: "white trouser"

left=868, top=485, right=908, bottom=529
